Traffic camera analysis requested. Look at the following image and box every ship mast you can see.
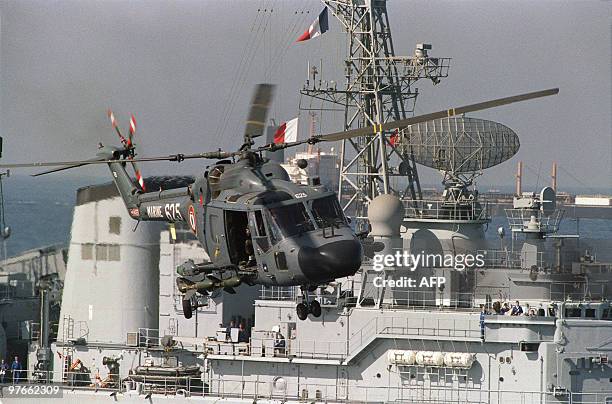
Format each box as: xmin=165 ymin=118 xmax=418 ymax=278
xmin=300 ymin=0 xmax=450 ymax=230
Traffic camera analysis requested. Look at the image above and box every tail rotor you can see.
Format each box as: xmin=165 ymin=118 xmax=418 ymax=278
xmin=107 ymin=110 xmax=146 ymax=192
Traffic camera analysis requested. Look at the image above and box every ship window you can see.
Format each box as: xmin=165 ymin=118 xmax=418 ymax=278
xmin=520 ymin=342 xmax=540 ymax=352
xmin=81 ymin=243 xmax=93 ymax=260
xmin=96 ymin=244 xmax=108 ymax=261
xmin=95 ymin=244 xmax=121 ymax=261
xmin=585 ymin=308 xmax=596 ymax=318
xmin=311 ymin=196 xmax=346 ymax=228
xmin=565 ymin=307 xmax=582 ymax=318
xmin=108 ymin=245 xmax=121 ymax=261
xmin=268 ymin=203 xmax=314 ymax=239
xmin=109 ymin=216 xmax=121 ymax=235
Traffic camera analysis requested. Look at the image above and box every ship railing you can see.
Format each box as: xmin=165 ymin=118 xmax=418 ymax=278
xmin=259 ymin=286 xmax=298 ymax=301
xmin=402 ymin=198 xmax=490 ymax=222
xmin=348 ymin=315 xmax=480 ymax=355
xmin=208 ymin=376 xmax=340 ymax=402
xmin=1 ymin=369 xmax=207 ymax=397
xmin=259 ymin=285 xmax=342 ymax=307
xmin=476 ymin=249 xmax=546 ymax=269
xmin=248 ymin=337 xmax=347 ymax=360
xmin=7 ymin=369 xmax=612 ymax=403
xmin=383 ymin=290 xmax=475 ymax=310
xmin=505 ymin=208 xmax=564 ymax=233
xmin=549 ymin=281 xmax=607 ymax=302
xmin=0 ymin=285 xmax=14 ymax=300
xmin=205 ymin=375 xmax=612 ymax=403
xmin=2 ymin=369 xmax=122 ymax=390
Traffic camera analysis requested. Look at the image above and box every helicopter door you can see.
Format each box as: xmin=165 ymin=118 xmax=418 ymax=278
xmin=224 ymin=210 xmax=250 ymax=265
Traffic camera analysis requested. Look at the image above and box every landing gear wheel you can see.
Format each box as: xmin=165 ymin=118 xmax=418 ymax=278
xmin=182 ymin=298 xmax=193 ymax=319
xmin=296 ymin=303 xmax=309 ymax=321
xmin=309 ymin=300 xmax=322 ymax=318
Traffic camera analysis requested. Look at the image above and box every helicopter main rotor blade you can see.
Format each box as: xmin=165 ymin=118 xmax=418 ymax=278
xmin=32 ymin=159 xmax=106 ymax=177
xmin=0 ymin=150 xmax=235 ymax=170
xmin=2 ymin=87 xmax=558 ymax=173
xmin=243 ymin=83 xmax=275 ymax=144
xmin=315 ymin=88 xmax=559 ymax=142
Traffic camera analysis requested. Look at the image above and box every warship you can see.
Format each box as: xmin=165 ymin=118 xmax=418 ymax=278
xmin=2 ymin=1 xmax=612 ymax=403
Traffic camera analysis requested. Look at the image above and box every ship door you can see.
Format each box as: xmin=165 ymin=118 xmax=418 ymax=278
xmin=337 ymin=368 xmax=348 ymax=400
xmin=224 ymin=210 xmax=250 ymax=265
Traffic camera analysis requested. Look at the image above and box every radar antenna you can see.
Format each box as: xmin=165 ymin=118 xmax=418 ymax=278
xmin=403 ymin=116 xmax=520 ymax=205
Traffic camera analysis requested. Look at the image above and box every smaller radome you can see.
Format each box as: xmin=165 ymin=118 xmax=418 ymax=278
xmin=368 ymin=194 xmax=404 ymax=237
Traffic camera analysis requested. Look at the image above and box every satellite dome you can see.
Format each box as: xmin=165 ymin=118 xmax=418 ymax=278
xmin=368 ymin=194 xmax=403 ymax=237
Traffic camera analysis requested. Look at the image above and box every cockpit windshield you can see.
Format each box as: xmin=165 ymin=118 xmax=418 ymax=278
xmin=268 ymin=202 xmax=315 ymax=239
xmin=311 ymin=195 xmax=346 ymax=227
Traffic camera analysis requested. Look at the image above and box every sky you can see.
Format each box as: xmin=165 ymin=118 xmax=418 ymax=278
xmin=0 ymin=0 xmax=610 ymax=193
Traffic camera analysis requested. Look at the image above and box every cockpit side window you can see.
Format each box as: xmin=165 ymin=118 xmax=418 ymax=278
xmin=268 ymin=202 xmax=315 ymax=240
xmin=251 ymin=210 xmax=271 ymax=253
xmin=311 ymin=195 xmax=346 ymax=227
xmin=254 ymin=211 xmax=267 ymax=236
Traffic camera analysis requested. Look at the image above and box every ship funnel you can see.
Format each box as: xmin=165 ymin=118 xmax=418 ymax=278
xmin=58 ymin=183 xmax=164 ymax=345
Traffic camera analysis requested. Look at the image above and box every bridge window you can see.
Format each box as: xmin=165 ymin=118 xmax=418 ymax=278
xmin=585 ymin=308 xmax=596 ymax=318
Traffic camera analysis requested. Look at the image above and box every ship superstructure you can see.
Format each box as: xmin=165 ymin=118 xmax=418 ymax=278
xmin=12 ymin=179 xmax=612 ymax=404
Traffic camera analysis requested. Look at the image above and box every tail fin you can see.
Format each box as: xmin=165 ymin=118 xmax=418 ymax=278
xmin=97 ymin=147 xmax=140 ymax=210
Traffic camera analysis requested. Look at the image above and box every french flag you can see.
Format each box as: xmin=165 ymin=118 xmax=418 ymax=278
xmin=389 ymin=129 xmax=400 ymax=146
xmin=296 ymin=7 xmax=329 ymax=42
xmin=273 ymin=117 xmax=299 ymax=144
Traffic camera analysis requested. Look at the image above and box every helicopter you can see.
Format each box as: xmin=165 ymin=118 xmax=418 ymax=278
xmin=0 ymin=84 xmax=558 ymax=320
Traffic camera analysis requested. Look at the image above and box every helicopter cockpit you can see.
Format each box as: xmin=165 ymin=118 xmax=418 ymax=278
xmin=250 ymin=190 xmax=357 ymax=282
xmin=255 ymin=192 xmax=348 ymax=244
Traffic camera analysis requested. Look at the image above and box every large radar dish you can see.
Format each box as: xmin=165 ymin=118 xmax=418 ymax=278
xmin=402 ymin=117 xmax=519 ymax=174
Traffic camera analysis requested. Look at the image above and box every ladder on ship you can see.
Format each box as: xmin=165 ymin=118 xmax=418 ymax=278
xmin=61 ymin=315 xmax=74 ymax=382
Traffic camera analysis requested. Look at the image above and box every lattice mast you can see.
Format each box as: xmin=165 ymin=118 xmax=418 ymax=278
xmin=300 ymin=0 xmax=450 ymax=230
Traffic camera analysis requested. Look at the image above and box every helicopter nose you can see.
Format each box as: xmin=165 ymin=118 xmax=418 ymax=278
xmin=298 ymin=239 xmax=363 ymax=282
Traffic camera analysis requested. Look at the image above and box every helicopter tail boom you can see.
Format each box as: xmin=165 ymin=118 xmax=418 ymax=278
xmin=106 ymin=157 xmax=192 ymax=223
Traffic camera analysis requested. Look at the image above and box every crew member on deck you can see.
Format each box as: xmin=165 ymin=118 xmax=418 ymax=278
xmin=511 ymin=300 xmax=523 ymax=316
